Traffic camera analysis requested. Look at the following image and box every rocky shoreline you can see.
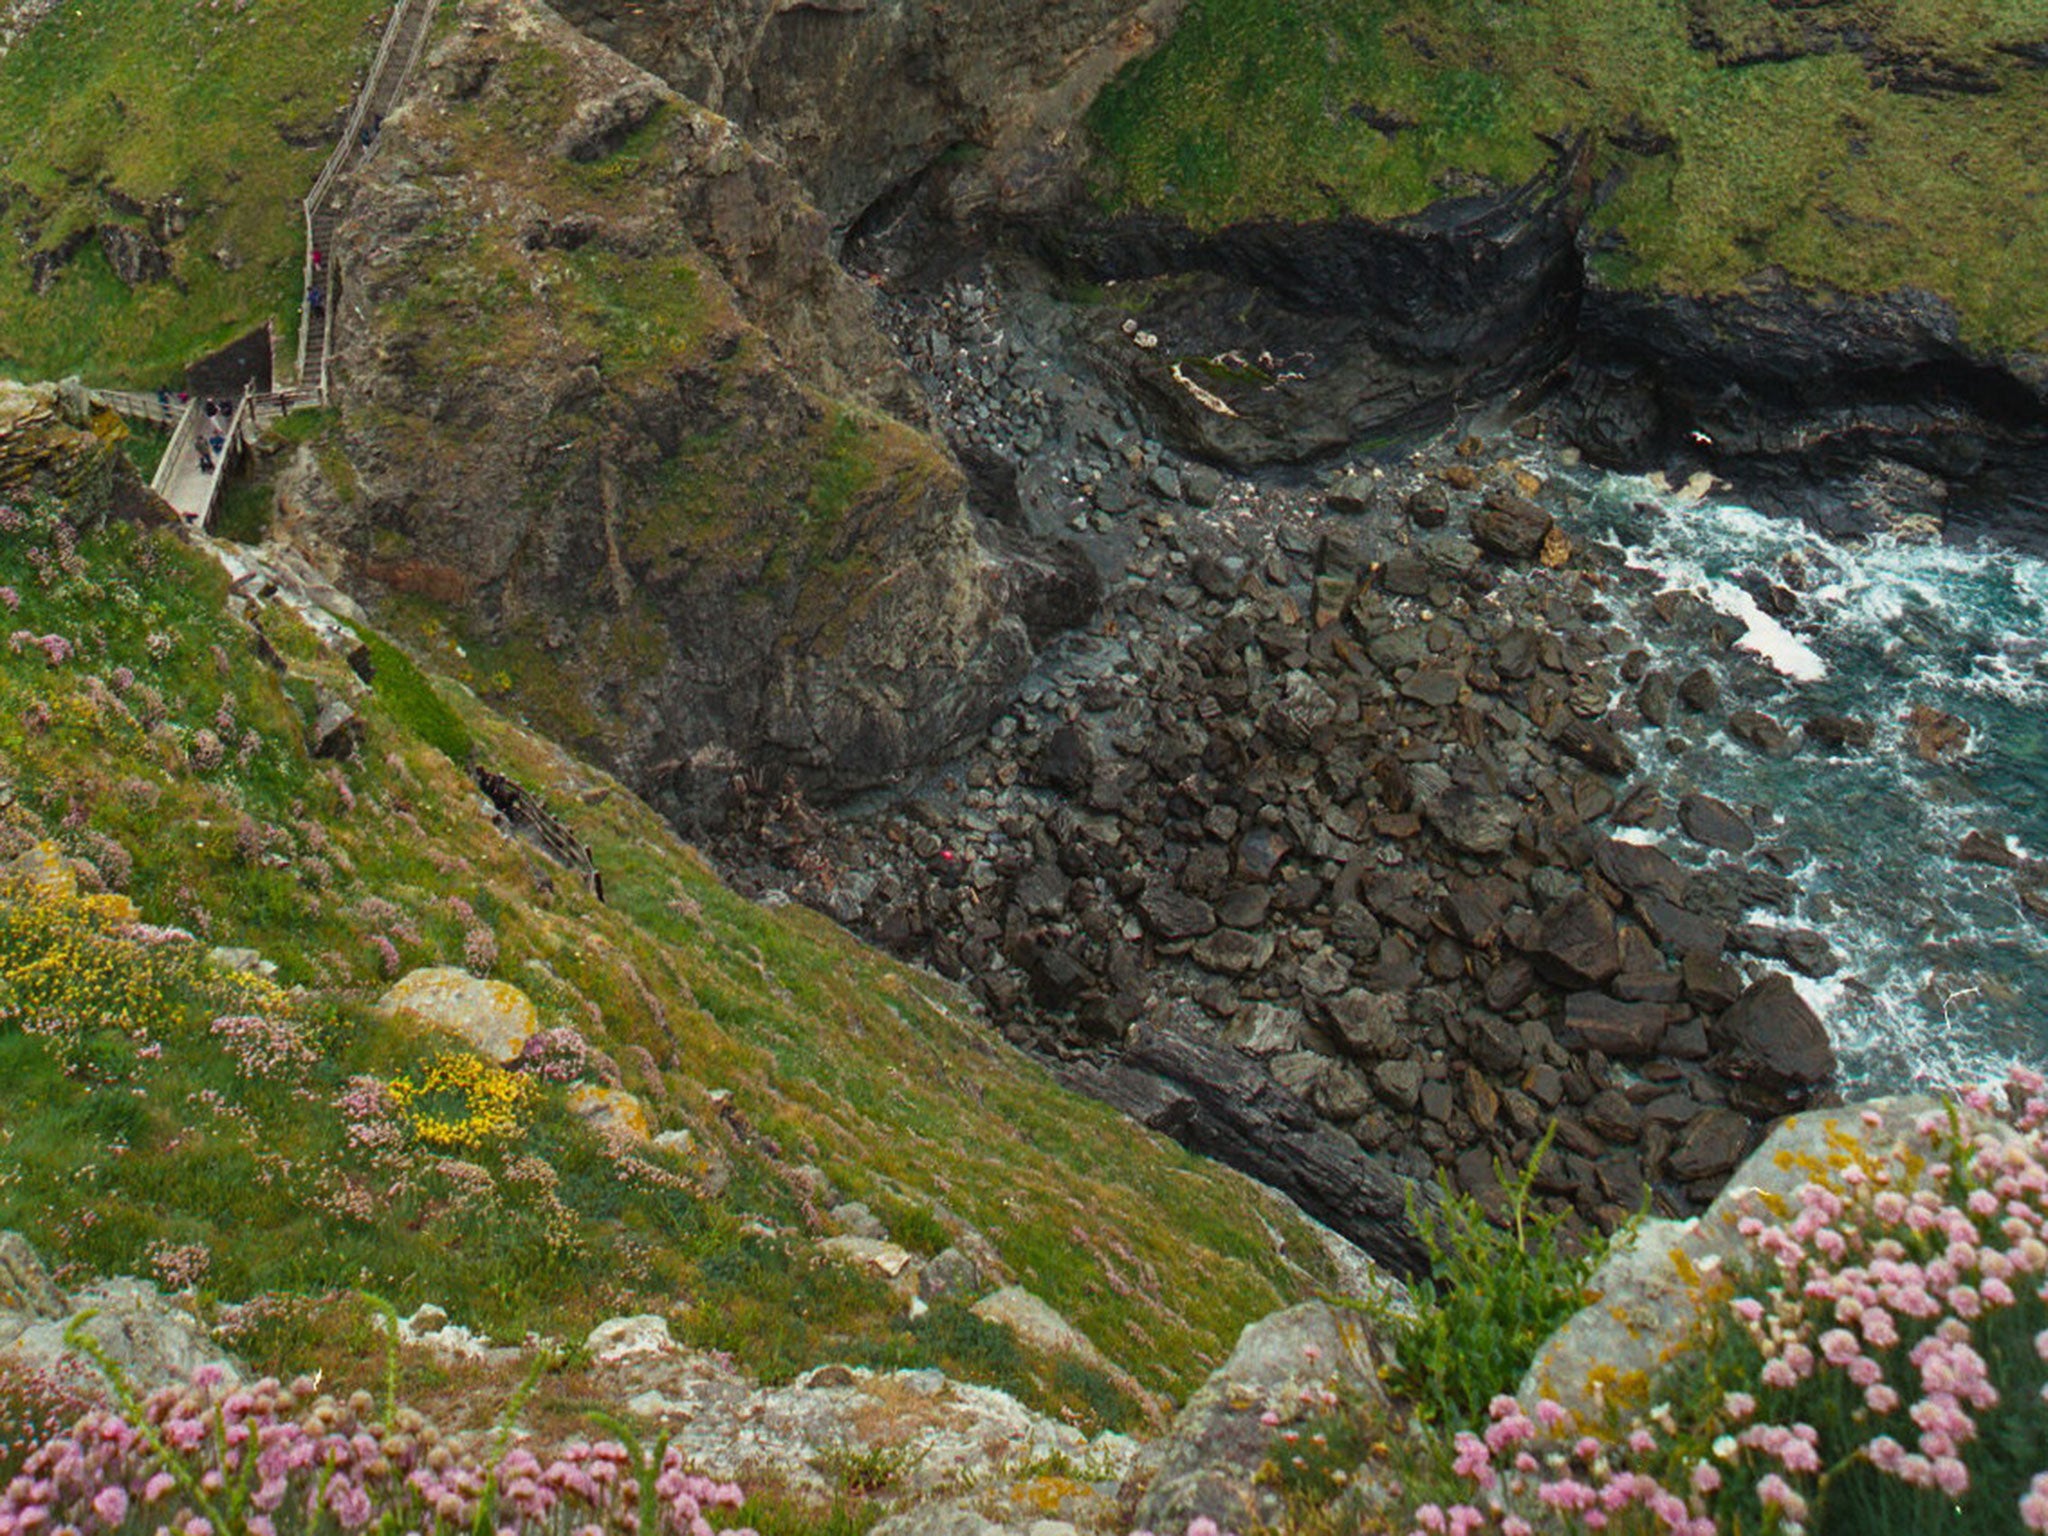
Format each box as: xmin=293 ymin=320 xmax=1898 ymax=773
xmin=695 ymin=252 xmax=1928 ymax=1257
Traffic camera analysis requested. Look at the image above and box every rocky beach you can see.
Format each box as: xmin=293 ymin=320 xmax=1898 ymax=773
xmin=703 ymin=244 xmax=2048 ymax=1258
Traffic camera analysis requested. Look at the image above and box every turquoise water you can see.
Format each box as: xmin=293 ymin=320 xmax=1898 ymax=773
xmin=1566 ymin=477 xmax=2048 ymax=1092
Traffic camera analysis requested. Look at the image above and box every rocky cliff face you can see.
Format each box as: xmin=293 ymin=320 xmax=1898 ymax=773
xmin=1060 ymin=0 xmax=2048 ymax=531
xmin=549 ymin=0 xmax=1185 ymax=231
xmin=328 ymin=0 xmax=1037 ymax=817
xmin=1038 ymin=157 xmax=1586 ymax=464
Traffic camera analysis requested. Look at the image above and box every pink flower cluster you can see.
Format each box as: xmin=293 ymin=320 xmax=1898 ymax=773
xmin=1717 ymin=1081 xmax=2048 ymax=1513
xmin=1412 ymin=1071 xmax=2048 ymax=1535
xmin=0 ymin=1368 xmax=753 ymax=1536
xmin=207 ymin=1014 xmax=318 ymax=1080
xmin=8 ymin=631 xmax=71 ymax=665
xmin=1409 ymin=1396 xmax=1713 ymax=1536
xmin=517 ymin=1028 xmax=616 ymax=1086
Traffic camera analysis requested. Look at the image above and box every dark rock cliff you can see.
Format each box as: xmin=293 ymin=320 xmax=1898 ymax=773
xmin=1032 ymin=155 xmax=1588 ymax=464
xmin=548 ymin=0 xmax=1187 ymax=232
xmin=327 ymin=0 xmax=1041 ymax=819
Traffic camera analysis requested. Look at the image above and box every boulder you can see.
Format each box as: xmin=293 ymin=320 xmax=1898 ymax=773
xmin=1666 ymin=1108 xmax=1751 ymax=1182
xmin=1470 ymin=494 xmax=1553 ymax=561
xmin=1804 ymin=713 xmax=1875 ymax=751
xmin=1551 ymin=717 xmax=1638 ymax=776
xmin=1530 ymin=891 xmax=1622 ymax=989
xmin=1400 ymin=665 xmax=1464 ymax=708
xmin=1904 ymin=704 xmax=1971 ymax=763
xmin=1192 ymin=928 xmax=1275 ymax=976
xmin=376 ymin=968 xmax=540 ymax=1062
xmin=1727 ymin=709 xmax=1793 ymax=758
xmin=1708 ymin=974 xmax=1834 ymax=1095
xmin=1678 ymin=794 xmax=1754 ymax=853
xmin=1138 ymin=885 xmax=1217 ymax=941
xmin=970 ymin=1288 xmax=1115 ymax=1378
xmin=821 ymin=1236 xmax=918 ymax=1280
xmin=585 ymin=1314 xmax=682 ymax=1364
xmin=1326 ymin=990 xmax=1405 ymax=1059
xmin=1465 ymin=1009 xmax=1525 ymax=1075
xmin=1373 ymin=1058 xmax=1424 ymax=1110
xmin=1593 ymin=839 xmax=1690 ymax=905
xmin=4 ymin=1275 xmax=241 ymax=1396
xmin=1407 ymin=484 xmax=1450 ymax=528
xmin=1126 ymin=1302 xmax=1387 ymax=1534
xmin=1957 ymin=829 xmax=2019 ymax=867
xmin=917 ymin=1248 xmax=982 ymax=1304
xmin=1558 ymin=993 xmax=1668 ymax=1058
xmin=1423 ymin=786 xmax=1521 ymax=856
xmin=1676 ymin=667 xmax=1721 ymax=712
xmin=567 ymin=1084 xmax=653 ymax=1141
xmin=1324 ymin=471 xmax=1381 ymax=515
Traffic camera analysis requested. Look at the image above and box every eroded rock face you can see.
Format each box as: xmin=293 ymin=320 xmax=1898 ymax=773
xmin=331 ymin=0 xmax=1036 ymax=813
xmin=1125 ymin=1301 xmax=1387 ymax=1533
xmin=1045 ymin=164 xmax=1586 ymax=465
xmin=550 ymin=0 xmax=1188 ymax=230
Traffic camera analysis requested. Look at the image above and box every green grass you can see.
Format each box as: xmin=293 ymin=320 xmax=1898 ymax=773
xmin=116 ymin=423 xmax=169 ymax=484
xmin=1089 ymin=0 xmax=2048 ymax=351
xmin=0 ymin=0 xmax=389 ymax=382
xmin=209 ymin=474 xmax=273 ymax=545
xmin=0 ymin=451 xmax=1342 ymax=1424
xmin=349 ymin=626 xmax=475 ymax=763
xmin=1387 ymin=1125 xmax=1612 ymax=1431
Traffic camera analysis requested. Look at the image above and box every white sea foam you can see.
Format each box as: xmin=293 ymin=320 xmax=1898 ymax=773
xmin=1565 ymin=472 xmax=2048 ymax=1091
xmin=1702 ymin=580 xmax=1828 ymax=682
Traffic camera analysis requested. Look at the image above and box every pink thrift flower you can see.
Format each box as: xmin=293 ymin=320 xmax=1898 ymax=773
xmin=2020 ymin=1472 xmax=2048 ymax=1532
xmin=1755 ymin=1474 xmax=1808 ymax=1522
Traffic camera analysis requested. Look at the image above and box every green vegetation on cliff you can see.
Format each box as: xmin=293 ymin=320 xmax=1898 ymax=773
xmin=1090 ymin=0 xmax=2048 ymax=351
xmin=0 ymin=413 xmax=1339 ymax=1429
xmin=0 ymin=0 xmax=391 ymax=381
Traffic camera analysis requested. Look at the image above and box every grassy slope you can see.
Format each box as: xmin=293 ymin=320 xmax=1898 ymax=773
xmin=1088 ymin=0 xmax=2048 ymax=352
xmin=0 ymin=0 xmax=389 ymax=382
xmin=0 ymin=445 xmax=1337 ymax=1427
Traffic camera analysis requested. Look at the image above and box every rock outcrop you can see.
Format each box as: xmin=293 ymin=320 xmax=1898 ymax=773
xmin=331 ymin=0 xmax=1044 ymax=814
xmin=1038 ymin=159 xmax=1586 ymax=465
xmin=1518 ymin=1093 xmax=2001 ymax=1428
xmin=0 ymin=1233 xmax=243 ymax=1397
xmin=550 ymin=0 xmax=1188 ymax=231
xmin=1124 ymin=1300 xmax=1386 ymax=1533
xmin=0 ymin=379 xmax=167 ymax=524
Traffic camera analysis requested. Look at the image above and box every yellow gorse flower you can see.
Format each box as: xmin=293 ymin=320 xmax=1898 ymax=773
xmin=387 ymin=1053 xmax=534 ymax=1150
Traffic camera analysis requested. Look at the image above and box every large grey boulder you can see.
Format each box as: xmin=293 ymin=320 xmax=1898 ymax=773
xmin=1126 ymin=1301 xmax=1387 ymax=1533
xmin=3 ymin=1274 xmax=242 ymax=1397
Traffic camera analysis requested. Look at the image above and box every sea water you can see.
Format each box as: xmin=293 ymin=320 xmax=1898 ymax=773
xmin=1561 ymin=476 xmax=2048 ymax=1092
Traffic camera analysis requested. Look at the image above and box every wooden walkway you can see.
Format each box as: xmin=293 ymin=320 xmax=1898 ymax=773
xmin=95 ymin=0 xmax=441 ymax=529
xmin=296 ymin=0 xmax=441 ymax=399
